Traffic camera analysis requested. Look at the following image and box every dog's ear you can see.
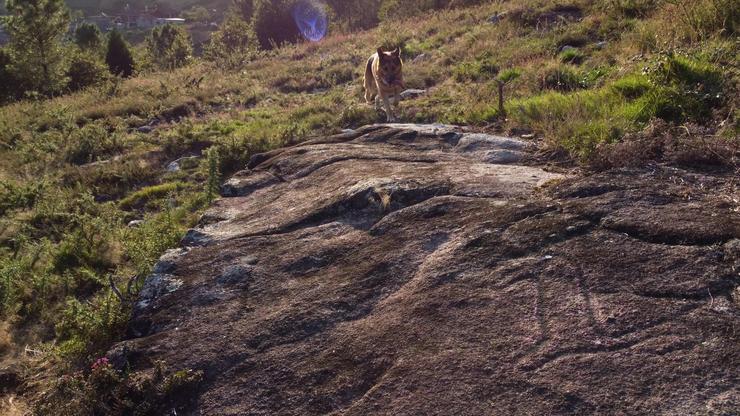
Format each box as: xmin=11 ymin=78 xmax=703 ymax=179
xmin=377 ymin=47 xmax=385 ymax=57
xmin=391 ymin=48 xmax=400 ymax=57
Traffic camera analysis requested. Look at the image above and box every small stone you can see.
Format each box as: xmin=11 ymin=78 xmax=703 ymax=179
xmin=412 ymin=53 xmax=430 ymax=63
xmin=595 ymin=41 xmax=607 ymax=49
xmin=560 ymin=45 xmax=577 ymax=52
xmin=400 ymin=89 xmax=427 ymax=100
xmin=135 ymin=273 xmax=183 ymax=312
xmin=488 ymin=12 xmax=506 ymax=24
xmin=167 ymin=156 xmax=201 ymax=172
xmin=483 ymin=149 xmax=525 ymax=164
xmin=520 ymin=133 xmax=535 ymax=139
xmin=127 ymin=219 xmax=144 ymax=227
xmin=137 ymin=125 xmax=154 ymax=134
xmin=166 ymin=161 xmax=181 ymax=172
xmin=181 ymin=229 xmax=212 ymax=247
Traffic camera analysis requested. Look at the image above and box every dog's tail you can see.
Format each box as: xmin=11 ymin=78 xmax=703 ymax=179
xmin=364 ymin=55 xmax=374 ymax=82
xmin=363 ymin=55 xmax=376 ymax=103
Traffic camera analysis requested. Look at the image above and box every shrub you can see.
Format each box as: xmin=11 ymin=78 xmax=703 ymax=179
xmin=452 ymin=56 xmax=499 ymax=82
xmin=51 ymin=214 xmax=117 ymax=274
xmin=205 ymin=147 xmax=221 ymax=203
xmin=146 ymin=24 xmax=193 ymax=70
xmin=0 ymin=47 xmax=23 ymax=103
xmin=539 ymin=64 xmax=582 ymax=91
xmin=123 ymin=208 xmax=187 ymax=277
xmin=664 ymin=0 xmax=739 ymax=40
xmin=252 ymin=0 xmax=301 ymax=49
xmin=119 ymin=182 xmax=186 ymax=210
xmin=66 ymin=51 xmax=109 ymax=92
xmin=641 ymin=53 xmax=725 ymax=122
xmin=205 ymin=9 xmax=258 ymax=69
xmin=3 ymin=0 xmax=70 ymax=95
xmin=74 ymin=22 xmax=102 ymax=51
xmin=105 ymin=30 xmax=135 ymax=77
xmin=610 ymin=74 xmax=652 ymax=99
xmin=64 ymin=122 xmax=122 ymax=165
xmin=54 ymin=292 xmax=125 ymax=358
xmin=35 ymin=358 xmax=203 ymax=415
xmin=559 ymin=48 xmax=585 ymax=64
xmin=0 ymin=180 xmax=45 ymax=216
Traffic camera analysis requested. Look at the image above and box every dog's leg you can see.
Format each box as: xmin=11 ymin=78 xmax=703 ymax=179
xmin=381 ymin=93 xmax=395 ymax=122
xmin=364 ymin=78 xmax=376 ymax=105
xmin=392 ymin=93 xmax=401 ymax=107
xmin=365 ymin=89 xmax=376 ymax=105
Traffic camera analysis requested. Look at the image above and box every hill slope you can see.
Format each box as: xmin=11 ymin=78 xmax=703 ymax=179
xmin=100 ymin=124 xmax=739 ymax=415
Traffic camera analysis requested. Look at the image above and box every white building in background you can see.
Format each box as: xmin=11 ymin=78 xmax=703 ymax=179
xmin=155 ymin=18 xmax=186 ymax=26
xmin=136 ymin=14 xmax=157 ymax=29
xmin=84 ymin=14 xmax=116 ymax=31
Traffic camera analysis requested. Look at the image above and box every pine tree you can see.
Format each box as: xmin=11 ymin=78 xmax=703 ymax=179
xmin=3 ymin=0 xmax=71 ymax=95
xmin=205 ymin=8 xmax=257 ymax=68
xmin=251 ymin=0 xmax=299 ymax=50
xmin=146 ymin=24 xmax=192 ymax=70
xmin=105 ymin=30 xmax=135 ymax=77
xmin=75 ymin=22 xmax=102 ymax=51
xmin=235 ymin=0 xmax=254 ymax=21
xmin=0 ymin=47 xmax=22 ymax=102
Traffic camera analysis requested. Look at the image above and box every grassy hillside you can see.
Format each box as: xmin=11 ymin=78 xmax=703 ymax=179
xmin=0 ymin=0 xmax=738 ymax=412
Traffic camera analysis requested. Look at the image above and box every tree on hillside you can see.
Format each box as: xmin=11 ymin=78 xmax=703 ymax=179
xmin=235 ymin=0 xmax=254 ymax=21
xmin=75 ymin=22 xmax=103 ymax=50
xmin=0 ymin=47 xmax=23 ymax=102
xmin=105 ymin=30 xmax=135 ymax=77
xmin=252 ymin=0 xmax=299 ymax=50
xmin=146 ymin=23 xmax=192 ymax=70
xmin=326 ymin=0 xmax=380 ymax=30
xmin=66 ymin=49 xmax=108 ymax=91
xmin=205 ymin=8 xmax=257 ymax=68
xmin=3 ymin=0 xmax=71 ymax=95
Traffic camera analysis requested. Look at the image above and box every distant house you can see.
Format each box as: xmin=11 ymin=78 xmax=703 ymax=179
xmin=118 ymin=12 xmax=139 ymax=29
xmin=155 ymin=18 xmax=186 ymax=26
xmin=85 ymin=14 xmax=116 ymax=32
xmin=74 ymin=11 xmax=186 ymax=34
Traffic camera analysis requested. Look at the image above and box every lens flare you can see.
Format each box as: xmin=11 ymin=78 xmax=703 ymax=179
xmin=292 ymin=0 xmax=328 ymax=42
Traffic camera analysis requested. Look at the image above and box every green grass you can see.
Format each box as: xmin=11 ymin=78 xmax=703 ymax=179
xmin=119 ymin=182 xmax=188 ymax=210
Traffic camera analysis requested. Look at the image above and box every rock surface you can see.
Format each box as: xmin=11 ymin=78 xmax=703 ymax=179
xmin=114 ymin=124 xmax=739 ymax=415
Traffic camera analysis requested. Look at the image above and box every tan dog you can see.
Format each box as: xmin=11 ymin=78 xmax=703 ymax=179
xmin=364 ymin=47 xmax=404 ymax=122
